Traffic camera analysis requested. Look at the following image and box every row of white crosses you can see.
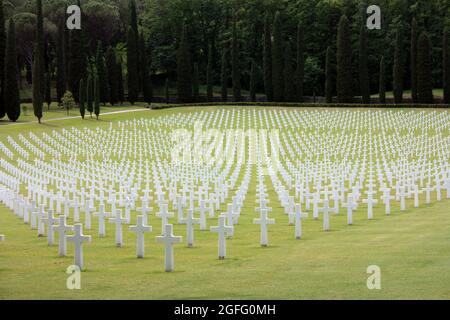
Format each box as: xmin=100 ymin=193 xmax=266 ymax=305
xmin=0 ymin=109 xmax=449 ymax=271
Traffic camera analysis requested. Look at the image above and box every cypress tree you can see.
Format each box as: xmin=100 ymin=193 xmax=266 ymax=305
xmin=444 ymin=28 xmax=450 ymax=105
xmin=96 ymin=42 xmax=109 ymax=105
xmin=117 ymin=57 xmax=124 ymax=104
xmin=272 ymin=12 xmax=284 ymax=102
xmin=79 ymin=78 xmax=86 ymax=119
xmin=129 ymin=0 xmax=141 ymax=93
xmin=359 ymin=25 xmax=370 ymax=104
xmin=296 ymin=22 xmax=304 ymax=102
xmin=68 ymin=32 xmax=86 ymax=102
xmin=393 ymin=28 xmax=404 ymax=104
xmin=206 ymin=44 xmax=213 ymax=102
xmin=231 ymin=17 xmax=241 ymax=102
xmin=193 ymin=62 xmax=199 ymax=102
xmin=325 ymin=46 xmax=333 ymax=104
xmin=36 ymin=0 xmax=45 ymax=96
xmin=337 ymin=15 xmax=353 ymax=103
xmin=176 ymin=24 xmax=192 ymax=103
xmin=86 ymin=74 xmax=93 ymax=117
xmin=379 ymin=56 xmax=386 ymax=104
xmin=221 ymin=49 xmax=228 ymax=102
xmin=416 ymin=32 xmax=433 ymax=104
xmin=94 ymin=75 xmax=100 ymax=119
xmin=411 ymin=18 xmax=418 ymax=103
xmin=140 ymin=34 xmax=152 ymax=105
xmin=127 ymin=26 xmax=139 ymax=104
xmin=249 ymin=60 xmax=257 ymax=102
xmin=4 ymin=18 xmax=20 ymax=122
xmin=45 ymin=72 xmax=51 ymax=108
xmin=165 ymin=78 xmax=170 ymax=104
xmin=56 ymin=19 xmax=66 ymax=105
xmin=284 ymin=42 xmax=295 ymax=102
xmin=106 ymin=48 xmax=118 ymax=105
xmin=263 ymin=13 xmax=273 ymax=102
xmin=32 ymin=44 xmax=43 ymax=123
xmin=0 ymin=0 xmax=6 ymax=119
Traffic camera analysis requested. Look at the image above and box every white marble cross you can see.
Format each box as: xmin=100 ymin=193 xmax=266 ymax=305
xmin=0 ymin=234 xmax=4 ymax=241
xmin=180 ymin=209 xmax=200 ymax=247
xmin=319 ymin=199 xmax=334 ymax=231
xmin=156 ymin=204 xmax=174 ymax=235
xmin=291 ymin=204 xmax=307 ymax=239
xmin=380 ymin=188 xmax=394 ymax=215
xmin=42 ymin=209 xmax=58 ymax=246
xmin=93 ymin=204 xmax=108 ymax=237
xmin=37 ymin=205 xmax=47 ymax=237
xmin=67 ymin=224 xmax=91 ymax=270
xmin=54 ymin=215 xmax=74 ymax=256
xmin=342 ymin=194 xmax=357 ymax=225
xmin=253 ymin=209 xmax=275 ymax=247
xmin=195 ymin=200 xmax=208 ymax=231
xmin=109 ymin=209 xmax=127 ymax=247
xmin=129 ymin=215 xmax=152 ymax=258
xmin=156 ymin=224 xmax=182 ymax=272
xmin=210 ymin=216 xmax=233 ymax=259
xmin=363 ymin=191 xmax=378 ymax=220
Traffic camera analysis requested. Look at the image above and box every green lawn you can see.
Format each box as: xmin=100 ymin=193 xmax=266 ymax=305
xmin=0 ymin=106 xmax=449 ymax=300
xmin=371 ymin=89 xmax=444 ymax=98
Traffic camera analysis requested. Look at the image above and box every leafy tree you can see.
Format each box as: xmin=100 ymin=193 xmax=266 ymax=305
xmin=32 ymin=44 xmax=43 ymax=123
xmin=79 ymin=78 xmax=86 ymax=119
xmin=62 ymin=91 xmax=75 ymax=116
xmin=393 ymin=28 xmax=404 ymax=104
xmin=410 ymin=18 xmax=418 ymax=103
xmin=337 ymin=15 xmax=353 ymax=103
xmin=417 ymin=32 xmax=433 ymax=103
xmin=272 ymin=12 xmax=284 ymax=102
xmin=379 ymin=56 xmax=386 ymax=104
xmin=206 ymin=44 xmax=213 ymax=102
xmin=231 ymin=17 xmax=241 ymax=102
xmin=221 ymin=49 xmax=228 ymax=102
xmin=444 ymin=28 xmax=450 ymax=105
xmin=284 ymin=42 xmax=295 ymax=102
xmin=325 ymin=46 xmax=333 ymax=104
xmin=0 ymin=0 xmax=6 ymax=119
xmin=4 ymin=18 xmax=20 ymax=122
xmin=96 ymin=41 xmax=110 ymax=105
xmin=359 ymin=25 xmax=370 ymax=104
xmin=263 ymin=13 xmax=273 ymax=102
xmin=127 ymin=26 xmax=139 ymax=104
xmin=296 ymin=22 xmax=304 ymax=102
xmin=176 ymin=23 xmax=192 ymax=103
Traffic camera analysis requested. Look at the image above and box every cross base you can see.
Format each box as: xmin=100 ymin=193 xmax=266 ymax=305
xmin=38 ymin=234 xmax=45 ymax=238
xmin=0 ymin=235 xmax=5 ymax=241
xmin=261 ymin=244 xmax=267 ymax=247
xmin=219 ymin=256 xmax=225 ymax=260
xmin=187 ymin=244 xmax=193 ymax=248
xmin=296 ymin=236 xmax=301 ymax=240
xmin=116 ymin=243 xmax=122 ymax=248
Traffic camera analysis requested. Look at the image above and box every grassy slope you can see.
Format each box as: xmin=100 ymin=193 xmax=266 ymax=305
xmin=0 ymin=107 xmax=449 ymax=300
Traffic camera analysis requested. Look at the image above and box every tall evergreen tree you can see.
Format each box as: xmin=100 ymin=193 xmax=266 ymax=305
xmin=0 ymin=0 xmax=6 ymax=119
xmin=117 ymin=57 xmax=124 ymax=104
xmin=79 ymin=78 xmax=86 ymax=119
xmin=45 ymin=72 xmax=51 ymax=108
xmin=444 ymin=28 xmax=450 ymax=105
xmin=176 ymin=24 xmax=192 ymax=103
xmin=140 ymin=34 xmax=152 ymax=105
xmin=106 ymin=48 xmax=119 ymax=105
xmin=206 ymin=44 xmax=213 ymax=102
xmin=325 ymin=46 xmax=333 ymax=104
xmin=56 ymin=19 xmax=66 ymax=105
xmin=68 ymin=13 xmax=86 ymax=102
xmin=411 ymin=18 xmax=418 ymax=103
xmin=359 ymin=25 xmax=370 ymax=104
xmin=393 ymin=28 xmax=404 ymax=104
xmin=221 ymin=49 xmax=228 ymax=102
xmin=32 ymin=44 xmax=43 ymax=123
xmin=165 ymin=78 xmax=170 ymax=104
xmin=272 ymin=12 xmax=284 ymax=102
xmin=284 ymin=42 xmax=295 ymax=102
xmin=416 ymin=32 xmax=433 ymax=103
xmin=249 ymin=60 xmax=257 ymax=102
xmin=127 ymin=26 xmax=139 ymax=104
xmin=94 ymin=75 xmax=100 ymax=119
xmin=231 ymin=17 xmax=241 ymax=102
xmin=193 ymin=62 xmax=200 ymax=102
xmin=35 ymin=0 xmax=45 ymax=96
xmin=86 ymin=74 xmax=93 ymax=117
xmin=296 ymin=22 xmax=304 ymax=102
xmin=379 ymin=56 xmax=386 ymax=104
xmin=96 ymin=41 xmax=109 ymax=105
xmin=337 ymin=15 xmax=353 ymax=103
xmin=4 ymin=18 xmax=20 ymax=122
xmin=129 ymin=0 xmax=141 ymax=93
xmin=263 ymin=13 xmax=273 ymax=102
